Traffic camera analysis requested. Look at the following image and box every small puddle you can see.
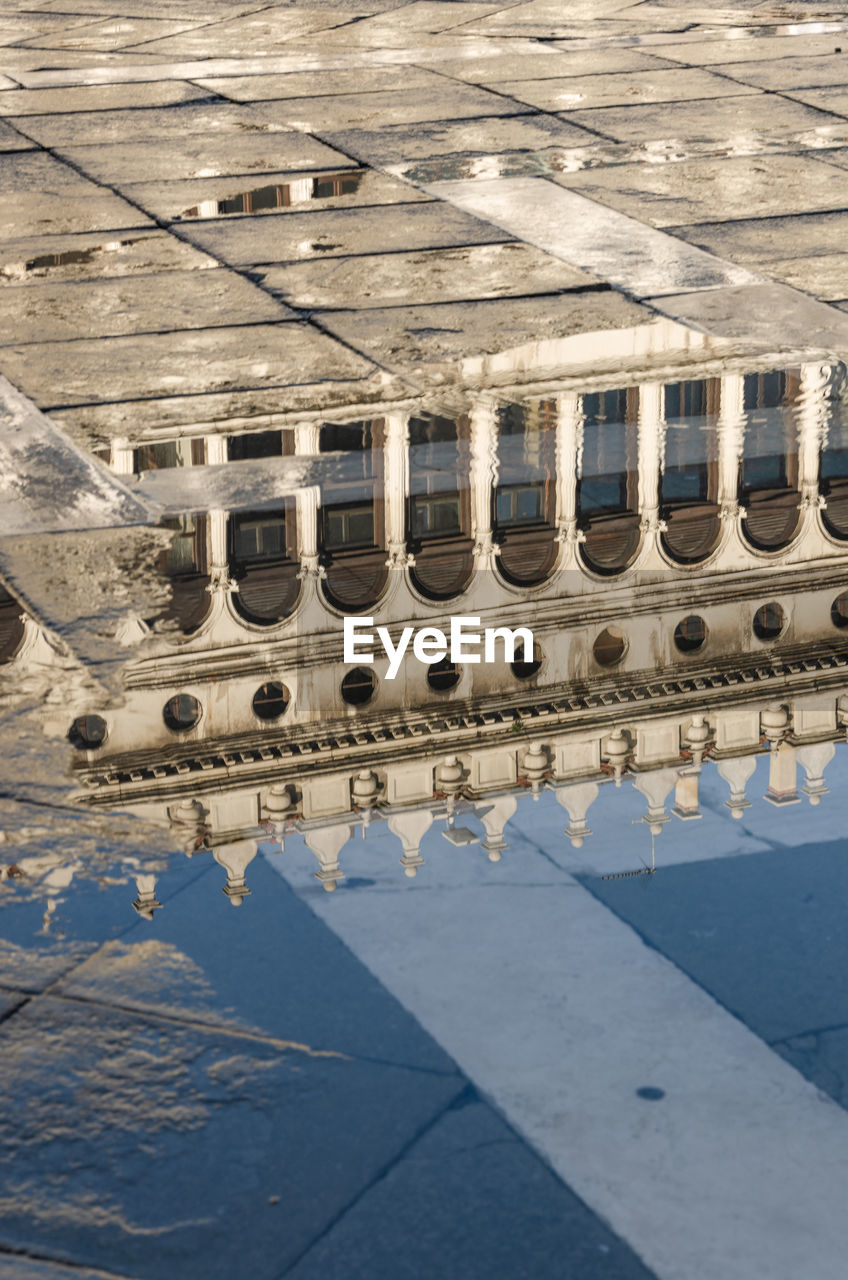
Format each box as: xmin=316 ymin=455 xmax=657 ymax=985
xmin=176 ymin=171 xmax=365 ymax=220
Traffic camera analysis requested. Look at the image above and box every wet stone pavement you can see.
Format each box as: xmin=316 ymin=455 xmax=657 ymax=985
xmin=4 ymin=2 xmax=848 ymax=1279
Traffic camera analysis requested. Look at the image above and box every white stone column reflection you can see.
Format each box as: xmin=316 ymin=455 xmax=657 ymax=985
xmin=469 ymin=394 xmax=500 ymax=569
xmin=717 ymin=754 xmax=757 ymax=818
xmin=797 ymin=363 xmax=830 ymax=512
xmin=797 ymin=741 xmax=835 ymax=804
xmin=554 ymin=781 xmax=599 ymax=848
xmin=478 ymin=794 xmax=518 ymax=861
xmin=717 ymin=374 xmax=745 ymax=522
xmin=384 ymin=411 xmax=414 ymax=569
xmin=388 ymin=808 xmax=434 ymax=876
xmin=293 ymin=421 xmax=324 ymax=579
xmin=637 ymin=383 xmax=667 ymax=552
xmin=554 ymin=392 xmax=585 ymax=558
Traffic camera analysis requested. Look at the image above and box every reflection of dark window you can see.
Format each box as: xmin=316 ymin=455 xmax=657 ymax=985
xmin=163 ymin=516 xmax=205 ymax=574
xmin=743 ymin=453 xmax=787 ymax=490
xmin=228 ymin=431 xmax=282 ymax=461
xmin=411 ymin=494 xmax=462 ymax=537
xmin=496 ymin=484 xmax=545 ymax=524
xmin=324 ymin=502 xmax=375 ymax=550
xmin=314 ymin=175 xmax=360 ymax=198
xmin=664 ymin=379 xmax=716 ymax=421
xmin=662 ymin=463 xmax=708 ymax=503
xmin=320 ymin=422 xmax=374 ymax=482
xmin=580 ymin=474 xmax=628 ymax=514
xmin=743 ymin=371 xmax=788 ymax=412
xmin=821 ymin=446 xmax=848 ymax=481
xmin=232 ymin=513 xmax=286 ymax=561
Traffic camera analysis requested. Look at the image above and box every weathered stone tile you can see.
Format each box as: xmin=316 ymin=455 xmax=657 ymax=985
xmin=195 ymin=64 xmax=451 ymax=101
xmin=0 ymin=79 xmax=212 ymax=116
xmin=647 ymin=32 xmax=848 ymax=66
xmin=255 ymin=240 xmax=602 ymax=308
xmin=754 ymin=253 xmax=848 ymax=302
xmin=651 ymin=282 xmax=848 ymax=351
xmin=500 ymin=67 xmax=758 ymax=112
xmin=0 ymin=995 xmax=463 ymax=1280
xmin=670 ymin=210 xmax=848 ymax=264
xmin=0 ymin=269 xmax=293 ymax=344
xmin=785 ymin=88 xmax=848 ymax=119
xmin=318 ymin=291 xmax=653 ymax=376
xmin=554 ymin=153 xmax=848 ymax=227
xmin=321 ymin=113 xmax=599 ymax=165
xmin=179 ymin=200 xmax=511 ymax=265
xmin=234 ymin=82 xmax=524 ymax=132
xmin=16 ymin=16 xmax=208 ymax=52
xmin=710 ymin=51 xmax=848 ymax=91
xmin=0 ymin=118 xmax=32 ymax=150
xmin=419 ymin=46 xmax=672 ymax=83
xmin=124 ymin=9 xmax=371 ymax=57
xmin=0 ymin=228 xmax=217 ymax=284
xmin=566 ymin=92 xmax=845 ymax=143
xmin=57 ymin=132 xmax=356 ymax=184
xmin=0 ymin=322 xmax=381 ymax=412
xmin=0 ymin=192 xmax=154 ymax=240
xmin=9 ymin=99 xmax=293 ymax=147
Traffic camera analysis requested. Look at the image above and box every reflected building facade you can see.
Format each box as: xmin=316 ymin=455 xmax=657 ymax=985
xmin=4 ymin=319 xmax=848 ymax=905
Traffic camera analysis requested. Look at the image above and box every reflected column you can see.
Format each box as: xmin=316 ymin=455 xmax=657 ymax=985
xmin=293 ymin=421 xmax=324 ymax=581
xmin=637 ymin=382 xmax=667 ymax=561
xmin=469 ymin=394 xmax=500 ymax=571
xmin=383 ymin=411 xmax=414 ymax=570
xmin=554 ymin=391 xmax=585 ymax=567
xmin=797 ymin=362 xmax=830 ymax=515
xmin=717 ymin=374 xmax=745 ymax=532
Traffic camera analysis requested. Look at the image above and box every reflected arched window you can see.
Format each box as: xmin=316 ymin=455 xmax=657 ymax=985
xmin=408 ymin=415 xmax=474 ymax=599
xmin=319 ymin=420 xmax=388 ymax=612
xmin=494 ymin=400 xmax=557 ymax=586
xmin=741 ymin=369 xmax=802 ymax=550
xmin=155 ymin=515 xmax=212 ymax=634
xmin=661 ymin=378 xmax=721 ymax=563
xmin=578 ymin=388 xmax=641 ymax=573
xmin=820 ymin=366 xmax=848 ymax=538
xmin=0 ymin=587 xmax=24 ymax=664
xmin=230 ymin=502 xmax=300 ymax=624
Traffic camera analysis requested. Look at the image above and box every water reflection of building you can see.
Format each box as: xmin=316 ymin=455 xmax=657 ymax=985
xmin=4 ymin=325 xmax=848 ymax=904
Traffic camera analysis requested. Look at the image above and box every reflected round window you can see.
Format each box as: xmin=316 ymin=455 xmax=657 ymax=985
xmin=832 ymin=592 xmax=848 ymax=629
xmin=252 ymin=681 xmax=290 ymax=721
xmin=510 ymin=642 xmax=542 ymax=680
xmin=163 ymin=693 xmax=202 ymax=732
xmin=427 ymin=657 xmax=460 ymax=692
xmin=68 ymin=714 xmax=107 ymax=750
xmin=593 ymin=625 xmax=626 ymax=667
xmin=673 ymin=615 xmax=707 ymax=653
xmin=753 ymin=602 xmax=785 ymax=641
xmin=341 ymin=667 xmax=375 ymax=706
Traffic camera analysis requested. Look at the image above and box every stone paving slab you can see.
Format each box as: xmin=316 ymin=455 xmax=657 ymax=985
xmin=15 ymin=17 xmax=209 ymax=53
xmin=0 ymin=121 xmax=33 ymax=151
xmin=178 ymin=200 xmax=512 ymax=265
xmin=553 ymin=153 xmax=848 ymax=228
xmin=285 ymin=1095 xmax=657 ymax=1280
xmin=0 ymin=229 xmax=217 ymax=284
xmin=195 ymin=63 xmax=458 ymax=100
xmin=321 ymin=112 xmax=599 ymax=165
xmin=566 ymin=92 xmax=848 ymax=144
xmin=710 ymin=51 xmax=848 ymax=91
xmin=0 ymin=80 xmax=212 ymax=116
xmin=646 ymin=31 xmax=848 ymax=65
xmin=419 ymin=45 xmax=673 ymax=81
xmin=318 ymin=290 xmax=652 ymax=375
xmin=239 ymin=82 xmax=526 ymax=133
xmin=670 ymin=209 xmax=848 ymax=266
xmin=10 ymin=100 xmax=298 ymax=147
xmin=57 ymin=132 xmax=357 ymax=185
xmin=651 ymin=282 xmax=848 ymax=355
xmin=0 ymin=323 xmax=383 ymax=413
xmin=127 ymin=10 xmax=392 ymax=59
xmin=255 ymin=240 xmax=602 ymax=308
xmin=0 ymin=269 xmax=294 ymax=345
xmin=0 ymin=994 xmax=464 ymax=1280
xmin=500 ymin=66 xmax=758 ymax=112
